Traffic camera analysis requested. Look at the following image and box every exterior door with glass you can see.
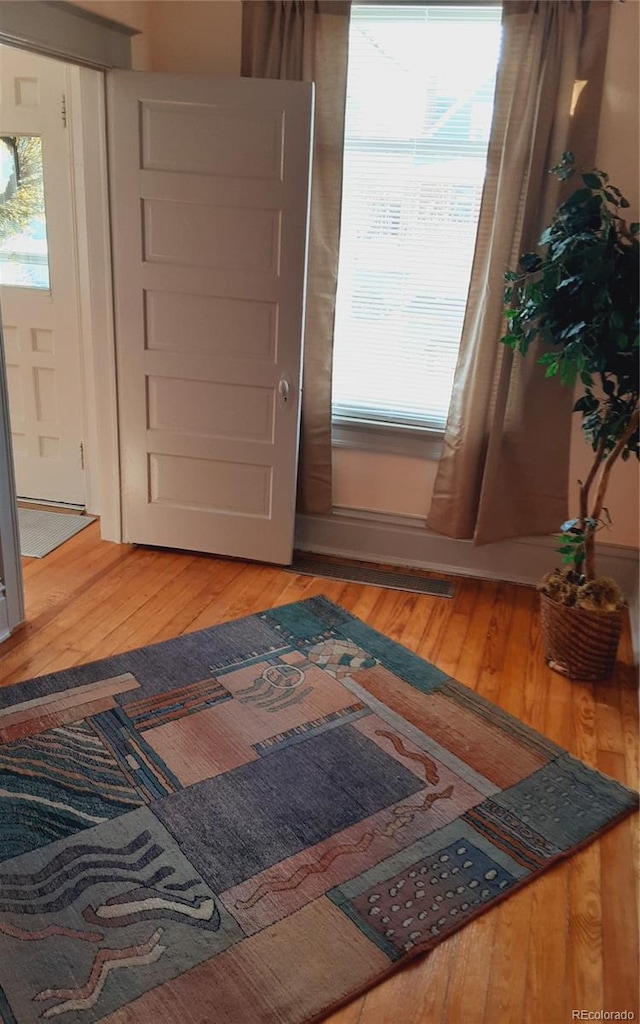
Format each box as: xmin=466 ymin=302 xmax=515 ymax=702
xmin=0 ymin=45 xmax=85 ymax=505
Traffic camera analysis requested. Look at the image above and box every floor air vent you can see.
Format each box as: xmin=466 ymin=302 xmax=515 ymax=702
xmin=288 ymin=554 xmax=454 ymax=598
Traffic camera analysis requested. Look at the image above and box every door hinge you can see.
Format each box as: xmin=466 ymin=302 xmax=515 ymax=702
xmin=79 ymin=442 xmax=85 ymax=469
xmin=61 ymin=94 xmax=67 ymax=128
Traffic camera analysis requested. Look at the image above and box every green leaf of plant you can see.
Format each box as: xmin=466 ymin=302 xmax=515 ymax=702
xmin=574 ymin=394 xmax=598 ymax=413
xmin=520 ymin=252 xmax=542 ymax=272
xmin=551 ymin=152 xmax=575 ymax=181
xmin=610 ymin=310 xmax=624 ymax=329
xmin=582 ymin=172 xmax=601 ymax=189
xmin=505 ymin=155 xmax=639 ymax=498
xmin=560 ymin=359 xmax=578 ymax=387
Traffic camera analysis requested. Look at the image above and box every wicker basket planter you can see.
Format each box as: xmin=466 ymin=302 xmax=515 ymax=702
xmin=539 ymin=592 xmax=624 ymax=681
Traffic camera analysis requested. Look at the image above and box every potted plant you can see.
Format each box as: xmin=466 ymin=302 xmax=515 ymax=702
xmin=502 ymin=153 xmax=639 ymax=681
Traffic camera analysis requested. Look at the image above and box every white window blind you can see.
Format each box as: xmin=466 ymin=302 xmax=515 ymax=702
xmin=332 ymin=4 xmax=502 ymax=433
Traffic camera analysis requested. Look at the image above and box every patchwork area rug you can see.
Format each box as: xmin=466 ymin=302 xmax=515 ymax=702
xmin=0 ymin=596 xmax=637 ymax=1024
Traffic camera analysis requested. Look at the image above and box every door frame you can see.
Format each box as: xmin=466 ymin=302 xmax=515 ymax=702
xmin=0 ymin=319 xmax=24 ymax=636
xmin=0 ymin=0 xmax=133 ymax=541
xmin=67 ymin=63 xmax=121 ymax=540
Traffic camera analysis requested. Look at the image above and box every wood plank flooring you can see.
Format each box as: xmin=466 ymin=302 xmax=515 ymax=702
xmin=1 ymin=522 xmax=638 ymax=1024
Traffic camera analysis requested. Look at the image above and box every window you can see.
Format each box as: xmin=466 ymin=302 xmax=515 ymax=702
xmin=332 ymin=4 xmax=502 ymax=441
xmin=0 ymin=135 xmax=50 ymax=290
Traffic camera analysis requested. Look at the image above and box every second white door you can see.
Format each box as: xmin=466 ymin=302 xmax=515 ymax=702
xmin=0 ymin=45 xmax=86 ymax=505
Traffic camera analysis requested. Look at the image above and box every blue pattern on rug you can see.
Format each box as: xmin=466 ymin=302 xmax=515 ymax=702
xmin=0 ymin=721 xmax=144 ymax=859
xmin=489 ymin=753 xmax=637 ymax=849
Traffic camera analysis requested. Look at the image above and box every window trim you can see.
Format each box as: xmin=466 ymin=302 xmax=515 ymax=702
xmin=354 ymin=0 xmax=498 ymax=7
xmin=332 ymin=417 xmax=444 ymax=460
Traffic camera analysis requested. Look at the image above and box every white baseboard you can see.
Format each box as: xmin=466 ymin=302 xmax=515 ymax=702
xmin=295 ymin=507 xmax=639 ymax=600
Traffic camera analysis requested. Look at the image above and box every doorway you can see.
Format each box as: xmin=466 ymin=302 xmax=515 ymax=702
xmin=0 ymin=42 xmax=121 ymax=623
xmin=0 ymin=3 xmax=131 ymax=640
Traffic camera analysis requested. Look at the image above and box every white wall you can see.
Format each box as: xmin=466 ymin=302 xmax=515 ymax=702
xmin=334 ymin=450 xmax=436 ymax=518
xmin=70 ymin=1 xmax=243 ymax=74
xmin=147 ymin=1 xmax=241 ymax=77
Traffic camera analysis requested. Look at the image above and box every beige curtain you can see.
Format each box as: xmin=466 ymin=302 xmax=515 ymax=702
xmin=427 ymin=0 xmax=611 ymax=543
xmin=242 ymin=1 xmax=350 ymax=514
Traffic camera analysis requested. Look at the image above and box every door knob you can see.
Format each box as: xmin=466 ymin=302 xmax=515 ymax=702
xmin=278 ymin=378 xmax=291 ymax=404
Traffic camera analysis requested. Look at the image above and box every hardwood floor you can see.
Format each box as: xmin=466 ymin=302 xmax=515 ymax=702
xmin=1 ymin=521 xmax=638 ymax=1024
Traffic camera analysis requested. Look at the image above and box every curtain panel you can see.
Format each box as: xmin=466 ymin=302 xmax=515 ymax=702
xmin=242 ymin=0 xmax=351 ymax=515
xmin=427 ymin=0 xmax=611 ymax=543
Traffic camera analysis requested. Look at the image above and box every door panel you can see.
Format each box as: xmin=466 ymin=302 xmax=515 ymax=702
xmin=140 ymin=102 xmax=285 ymax=178
xmin=147 ymin=377 xmax=275 ymax=441
xmin=107 ymin=72 xmax=313 ymax=564
xmin=143 ymin=199 xmax=281 ymax=271
xmin=0 ymin=46 xmax=85 ymax=505
xmin=149 ymin=454 xmax=272 ymax=516
xmin=144 ymin=291 xmax=277 ymax=359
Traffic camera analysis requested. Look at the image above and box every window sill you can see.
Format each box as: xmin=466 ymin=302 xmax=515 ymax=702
xmin=331 ymin=418 xmax=444 ymax=460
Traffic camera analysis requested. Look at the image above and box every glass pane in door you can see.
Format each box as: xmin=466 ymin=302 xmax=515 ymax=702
xmin=0 ymin=135 xmax=50 ymax=289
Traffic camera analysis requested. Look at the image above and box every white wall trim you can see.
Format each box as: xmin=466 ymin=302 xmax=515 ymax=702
xmin=332 ymin=420 xmax=444 ymax=460
xmin=295 ymin=507 xmax=640 ymax=599
xmin=0 ymin=1 xmax=135 ymax=70
xmin=0 ymin=590 xmax=10 ymax=643
xmin=68 ymin=65 xmax=121 ymax=540
xmin=0 ymin=322 xmax=25 ymax=635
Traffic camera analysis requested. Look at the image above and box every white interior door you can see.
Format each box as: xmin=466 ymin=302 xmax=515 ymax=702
xmin=107 ymin=71 xmax=313 ymax=565
xmin=0 ymin=45 xmax=86 ymax=505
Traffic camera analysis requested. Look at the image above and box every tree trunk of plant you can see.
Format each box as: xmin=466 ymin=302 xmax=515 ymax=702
xmin=583 ymin=410 xmax=639 ymax=581
xmin=577 ymin=437 xmax=606 ymax=580
xmin=583 ymin=520 xmax=597 ymax=582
